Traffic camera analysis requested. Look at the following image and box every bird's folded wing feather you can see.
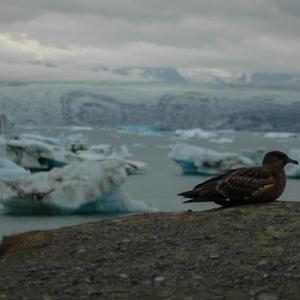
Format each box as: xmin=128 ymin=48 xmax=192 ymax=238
xmin=193 ymin=167 xmax=275 ymax=200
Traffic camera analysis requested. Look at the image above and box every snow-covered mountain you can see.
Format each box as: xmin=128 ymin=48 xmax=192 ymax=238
xmin=0 ymin=81 xmax=300 ymax=131
xmin=96 ymin=67 xmax=187 ymax=83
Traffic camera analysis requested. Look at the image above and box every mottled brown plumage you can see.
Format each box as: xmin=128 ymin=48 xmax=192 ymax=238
xmin=179 ymin=151 xmax=298 ymax=207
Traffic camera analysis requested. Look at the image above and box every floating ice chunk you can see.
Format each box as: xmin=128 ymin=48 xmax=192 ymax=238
xmin=174 ymin=128 xmax=216 ymax=139
xmin=264 ymin=132 xmax=297 ymax=139
xmin=76 ymin=151 xmax=147 ymax=175
xmin=118 ymin=125 xmax=161 ymax=136
xmin=0 ymin=158 xmax=30 ymax=180
xmin=67 ymin=126 xmax=93 ymax=131
xmin=58 ymin=133 xmax=89 ymax=152
xmin=169 ymin=143 xmax=254 ymax=175
xmin=131 ymin=143 xmax=146 ymax=149
xmin=89 ymin=144 xmax=114 ymax=156
xmin=6 ymin=138 xmax=78 ymax=171
xmin=286 ymin=149 xmax=300 ymax=179
xmin=0 ymin=136 xmax=6 ymax=145
xmin=115 ymin=145 xmax=132 ymax=158
xmin=0 ymin=158 xmax=149 ymax=214
xmin=242 ymin=148 xmax=265 ymax=165
xmin=17 ymin=133 xmax=59 ymax=146
xmin=209 ymin=137 xmax=233 ymax=144
xmin=125 ymin=160 xmax=148 ymax=175
xmin=89 ymin=144 xmax=132 ymax=158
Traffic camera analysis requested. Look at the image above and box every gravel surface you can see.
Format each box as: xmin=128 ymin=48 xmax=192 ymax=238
xmin=0 ymin=201 xmax=299 ymax=300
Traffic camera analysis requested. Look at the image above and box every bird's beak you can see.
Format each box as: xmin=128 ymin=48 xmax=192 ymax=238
xmin=288 ymin=157 xmax=299 ymax=165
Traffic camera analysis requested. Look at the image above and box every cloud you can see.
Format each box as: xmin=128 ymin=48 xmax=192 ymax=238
xmin=1 ymin=0 xmax=300 ymax=81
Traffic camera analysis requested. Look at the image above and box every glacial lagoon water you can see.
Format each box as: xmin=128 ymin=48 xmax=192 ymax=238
xmin=1 ymin=127 xmax=300 ymax=239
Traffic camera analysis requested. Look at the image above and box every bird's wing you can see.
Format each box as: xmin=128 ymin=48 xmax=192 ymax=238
xmin=180 ymin=167 xmax=276 ymax=204
xmin=214 ymin=167 xmax=275 ymax=201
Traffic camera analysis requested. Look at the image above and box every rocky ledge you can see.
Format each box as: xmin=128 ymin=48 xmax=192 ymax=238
xmin=0 ymin=201 xmax=299 ymax=300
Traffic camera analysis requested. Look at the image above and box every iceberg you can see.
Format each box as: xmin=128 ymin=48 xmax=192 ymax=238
xmin=76 ymin=151 xmax=147 ymax=175
xmin=57 ymin=133 xmax=89 ymax=152
xmin=209 ymin=137 xmax=234 ymax=144
xmin=0 ymin=158 xmax=149 ymax=214
xmin=89 ymin=144 xmax=114 ymax=156
xmin=7 ymin=133 xmax=147 ymax=175
xmin=118 ymin=125 xmax=162 ymax=136
xmin=174 ymin=128 xmax=216 ymax=139
xmin=286 ymin=149 xmax=300 ymax=179
xmin=242 ymin=148 xmax=265 ymax=165
xmin=264 ymin=132 xmax=297 ymax=139
xmin=125 ymin=160 xmax=148 ymax=175
xmin=6 ymin=138 xmax=78 ymax=171
xmin=0 ymin=158 xmax=30 ymax=180
xmin=89 ymin=144 xmax=132 ymax=158
xmin=169 ymin=143 xmax=254 ymax=175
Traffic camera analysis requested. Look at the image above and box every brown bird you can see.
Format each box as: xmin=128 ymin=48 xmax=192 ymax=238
xmin=179 ymin=151 xmax=298 ymax=207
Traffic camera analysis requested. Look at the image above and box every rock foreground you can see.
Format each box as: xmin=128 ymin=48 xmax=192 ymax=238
xmin=0 ymin=202 xmax=299 ymax=300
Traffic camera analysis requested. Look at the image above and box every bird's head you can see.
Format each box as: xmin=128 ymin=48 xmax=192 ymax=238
xmin=262 ymin=151 xmax=299 ymax=168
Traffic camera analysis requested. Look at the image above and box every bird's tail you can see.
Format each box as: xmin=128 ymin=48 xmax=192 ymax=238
xmin=178 ymin=190 xmax=213 ymax=203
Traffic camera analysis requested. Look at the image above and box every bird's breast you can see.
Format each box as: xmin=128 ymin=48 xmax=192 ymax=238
xmin=269 ymin=170 xmax=286 ymax=201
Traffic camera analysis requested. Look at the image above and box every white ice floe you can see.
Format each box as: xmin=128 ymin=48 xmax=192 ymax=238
xmin=209 ymin=137 xmax=233 ymax=144
xmin=264 ymin=132 xmax=297 ymax=139
xmin=286 ymin=149 xmax=300 ymax=179
xmin=131 ymin=143 xmax=146 ymax=149
xmin=89 ymin=144 xmax=114 ymax=156
xmin=118 ymin=125 xmax=161 ymax=136
xmin=58 ymin=133 xmax=89 ymax=152
xmin=242 ymin=148 xmax=265 ymax=165
xmin=6 ymin=138 xmax=78 ymax=171
xmin=89 ymin=144 xmax=133 ymax=157
xmin=7 ymin=133 xmax=147 ymax=175
xmin=0 ymin=158 xmax=30 ymax=180
xmin=169 ymin=143 xmax=254 ymax=175
xmin=0 ymin=158 xmax=150 ymax=214
xmin=125 ymin=160 xmax=148 ymax=175
xmin=76 ymin=151 xmax=147 ymax=175
xmin=17 ymin=133 xmax=59 ymax=145
xmin=174 ymin=128 xmax=216 ymax=139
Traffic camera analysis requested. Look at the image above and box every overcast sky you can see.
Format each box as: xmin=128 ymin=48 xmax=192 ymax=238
xmin=1 ymin=0 xmax=300 ymax=81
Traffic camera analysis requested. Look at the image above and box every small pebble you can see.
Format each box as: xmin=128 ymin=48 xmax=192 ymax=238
xmin=257 ymin=293 xmax=278 ymax=300
xmin=154 ymin=276 xmax=164 ymax=283
xmin=120 ymin=273 xmax=129 ymax=279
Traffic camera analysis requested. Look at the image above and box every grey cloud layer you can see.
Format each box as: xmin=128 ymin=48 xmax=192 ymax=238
xmin=1 ymin=0 xmax=300 ymax=80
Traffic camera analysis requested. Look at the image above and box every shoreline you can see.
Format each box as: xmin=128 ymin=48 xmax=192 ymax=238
xmin=0 ymin=201 xmax=299 ymax=299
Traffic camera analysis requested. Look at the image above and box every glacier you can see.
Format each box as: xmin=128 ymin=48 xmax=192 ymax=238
xmin=0 ymin=158 xmax=150 ymax=215
xmin=1 ymin=82 xmax=300 ymax=132
xmin=169 ymin=143 xmax=254 ymax=175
